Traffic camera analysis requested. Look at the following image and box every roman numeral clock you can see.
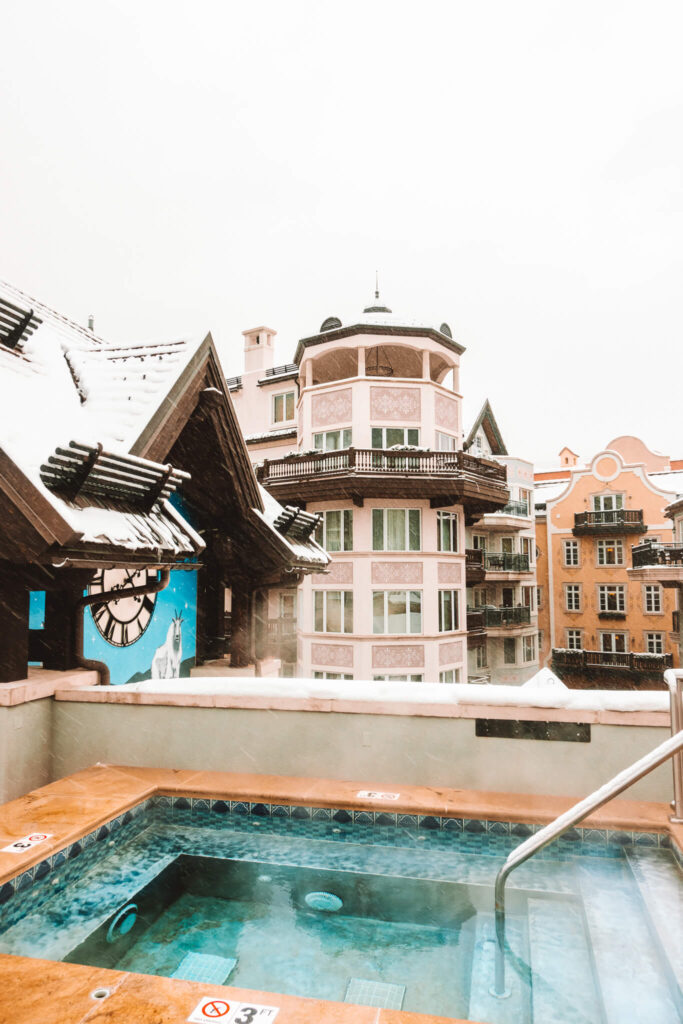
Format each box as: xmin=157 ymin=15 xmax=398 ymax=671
xmin=89 ymin=569 xmax=158 ymax=647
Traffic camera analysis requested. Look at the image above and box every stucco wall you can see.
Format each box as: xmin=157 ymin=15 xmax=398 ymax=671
xmin=0 ymin=699 xmax=53 ymax=804
xmin=49 ymin=701 xmax=672 ymax=802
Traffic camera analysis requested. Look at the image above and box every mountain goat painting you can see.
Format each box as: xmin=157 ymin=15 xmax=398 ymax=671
xmin=150 ymin=610 xmax=184 ymax=679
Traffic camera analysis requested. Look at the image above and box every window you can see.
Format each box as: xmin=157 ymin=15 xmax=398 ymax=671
xmin=313 ymin=591 xmax=353 ymax=633
xmin=314 ymin=510 xmax=353 ymax=552
xmin=373 ymin=673 xmax=424 ymax=682
xmin=472 ymin=588 xmax=487 ymax=608
xmin=520 ymin=537 xmax=533 ymax=562
xmin=313 ymin=671 xmax=353 ymax=680
xmin=503 ymin=638 xmax=516 ymax=664
xmin=593 ymin=493 xmax=624 ymax=511
xmin=272 ymin=391 xmax=295 ymax=423
xmin=373 ymin=591 xmax=422 ymax=634
xmin=438 ymin=590 xmax=459 ymax=632
xmin=313 ymin=429 xmax=352 ymax=450
xmin=501 ymin=537 xmax=514 ymax=554
xmin=371 ymin=427 xmax=420 ymax=448
xmin=522 ymin=586 xmax=534 ymax=611
xmin=566 ymin=629 xmax=582 ymax=650
xmin=523 ymin=635 xmax=536 ymax=662
xmin=518 ymin=488 xmax=531 ymax=514
xmin=645 ymin=632 xmax=664 ymax=655
xmin=439 ymin=668 xmax=460 ymax=683
xmin=536 ymin=586 xmax=543 ymax=609
xmin=565 ymin=584 xmax=581 ymax=611
xmin=597 ymin=539 xmax=624 ymax=565
xmin=476 ymin=642 xmax=487 ymax=669
xmin=437 ymin=511 xmax=459 ymax=552
xmin=538 ymin=629 xmax=544 ymax=649
xmin=436 ymin=431 xmax=457 ymax=451
xmin=644 ymin=585 xmax=662 ymax=613
xmin=472 ymin=534 xmax=487 ymax=550
xmin=563 ymin=540 xmax=580 ymax=567
xmin=600 ymin=631 xmax=627 ymax=653
xmin=598 ymin=584 xmax=625 ymax=613
xmin=372 ymin=508 xmax=421 ymax=551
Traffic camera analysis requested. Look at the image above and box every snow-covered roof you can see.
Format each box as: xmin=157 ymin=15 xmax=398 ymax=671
xmin=534 ymin=479 xmax=570 ymax=506
xmin=649 ymin=469 xmax=683 ymax=497
xmin=254 ymin=483 xmax=329 ymax=569
xmin=0 ymin=280 xmax=205 ymax=563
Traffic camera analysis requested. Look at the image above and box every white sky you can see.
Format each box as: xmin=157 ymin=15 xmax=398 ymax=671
xmin=2 ymin=1 xmax=681 ymax=466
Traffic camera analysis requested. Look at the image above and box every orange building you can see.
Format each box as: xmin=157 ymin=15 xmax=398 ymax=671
xmin=535 ymin=436 xmax=682 ymax=682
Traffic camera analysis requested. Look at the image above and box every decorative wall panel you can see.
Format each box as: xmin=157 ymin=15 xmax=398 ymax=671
xmin=371 ymin=562 xmax=423 ymax=585
xmin=435 ymin=393 xmax=459 ymax=432
xmin=372 ymin=645 xmax=424 ymax=668
xmin=324 ymin=561 xmax=354 ymax=584
xmin=370 ymin=387 xmax=420 ymax=422
xmin=311 ymin=388 xmax=352 ymax=428
xmin=311 ymin=643 xmax=354 ymax=667
xmin=439 ymin=640 xmax=464 ymax=665
xmin=437 ymin=561 xmax=462 ymax=584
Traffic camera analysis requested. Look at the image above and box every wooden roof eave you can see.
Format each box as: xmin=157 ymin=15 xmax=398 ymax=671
xmin=131 ymin=334 xmax=263 ymax=515
xmin=0 ymin=446 xmax=82 ymax=552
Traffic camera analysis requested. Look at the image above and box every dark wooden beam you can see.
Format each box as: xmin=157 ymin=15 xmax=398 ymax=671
xmin=0 ymin=571 xmax=29 ymax=682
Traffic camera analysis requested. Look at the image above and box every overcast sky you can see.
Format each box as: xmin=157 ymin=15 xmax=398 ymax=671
xmin=2 ymin=2 xmax=681 ymax=466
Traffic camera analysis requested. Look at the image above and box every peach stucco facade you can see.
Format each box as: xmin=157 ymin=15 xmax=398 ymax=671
xmin=535 ymin=441 xmax=680 ymax=673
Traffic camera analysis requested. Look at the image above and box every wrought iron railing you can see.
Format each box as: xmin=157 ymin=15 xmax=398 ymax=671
xmin=632 ymin=540 xmax=683 ymax=568
xmin=466 ymin=610 xmax=485 ymax=633
xmin=257 ymin=447 xmax=507 ymax=483
xmin=552 ymin=648 xmax=673 ymax=670
xmin=473 ymin=606 xmax=531 ymax=627
xmin=574 ymin=509 xmax=644 ymax=530
xmin=483 ymin=552 xmax=531 ymax=572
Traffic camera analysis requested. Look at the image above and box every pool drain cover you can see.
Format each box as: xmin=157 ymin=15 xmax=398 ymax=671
xmin=305 ymin=890 xmax=343 ymax=912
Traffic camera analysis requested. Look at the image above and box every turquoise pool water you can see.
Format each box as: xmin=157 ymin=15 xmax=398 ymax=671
xmin=0 ymin=801 xmax=680 ymax=1022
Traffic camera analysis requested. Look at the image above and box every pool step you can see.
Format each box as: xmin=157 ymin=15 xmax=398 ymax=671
xmin=527 ymin=895 xmax=605 ymax=1024
xmin=171 ymin=952 xmax=237 ymax=984
xmin=467 ymin=912 xmax=531 ymax=1024
xmin=344 ymin=978 xmax=405 ymax=1010
xmin=578 ymin=861 xmax=680 ymax=1023
xmin=625 ymin=848 xmax=683 ymax=1017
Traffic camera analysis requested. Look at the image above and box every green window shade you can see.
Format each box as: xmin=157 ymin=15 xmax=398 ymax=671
xmin=314 ymin=592 xmax=324 ymax=631
xmin=372 ymin=509 xmax=384 ymax=550
xmin=326 ymin=511 xmax=341 ymax=551
xmin=373 ymin=592 xmax=385 ymax=633
xmin=343 ymin=510 xmax=353 ymax=551
xmin=409 ymin=591 xmax=422 ymax=633
xmin=387 ymin=509 xmax=406 ymax=550
xmin=326 ymin=591 xmax=342 ymax=632
xmin=408 ymin=509 xmax=421 ymax=550
xmin=371 ymin=428 xmax=382 ymax=448
xmin=343 ymin=429 xmax=352 ymax=447
xmin=387 ymin=591 xmax=407 ymax=632
xmin=285 ymin=392 xmax=294 ymax=419
xmin=407 ymin=428 xmax=419 ymax=445
xmin=343 ymin=592 xmax=353 ymax=633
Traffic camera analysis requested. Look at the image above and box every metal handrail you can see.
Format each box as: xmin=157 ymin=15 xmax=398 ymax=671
xmin=492 ymin=727 xmax=683 ymax=998
xmin=664 ymin=670 xmax=683 ymax=824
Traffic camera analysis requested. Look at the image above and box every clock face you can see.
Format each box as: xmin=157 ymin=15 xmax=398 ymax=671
xmin=89 ymin=568 xmax=158 ymax=647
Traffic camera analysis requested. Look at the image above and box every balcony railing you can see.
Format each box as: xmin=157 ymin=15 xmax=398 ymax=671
xmin=573 ymin=509 xmax=645 ymax=535
xmin=632 ymin=541 xmax=683 ymax=569
xmin=483 ymin=552 xmax=531 ymax=572
xmin=552 ymin=649 xmax=673 ymax=671
xmin=474 ymin=606 xmax=532 ymax=627
xmin=258 ymin=447 xmax=507 ymax=483
xmin=466 ymin=609 xmax=485 ymax=632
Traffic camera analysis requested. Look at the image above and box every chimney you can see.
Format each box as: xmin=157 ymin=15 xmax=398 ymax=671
xmin=87 ymin=314 xmax=95 ymax=332
xmin=242 ymin=326 xmax=277 ymax=374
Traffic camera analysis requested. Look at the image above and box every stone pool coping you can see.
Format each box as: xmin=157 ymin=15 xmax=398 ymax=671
xmin=1 ymin=765 xmax=682 ymax=1024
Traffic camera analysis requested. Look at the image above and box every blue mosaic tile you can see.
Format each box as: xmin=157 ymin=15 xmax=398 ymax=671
xmin=191 ymin=799 xmax=210 ymax=812
xmin=156 ymin=795 xmax=173 ymax=807
xmin=16 ymin=871 xmax=34 ymax=892
xmin=34 ymin=859 xmax=50 ymax=881
xmin=582 ymin=829 xmax=607 ymax=843
xmin=271 ymin=804 xmax=291 ymax=818
xmin=442 ymin=817 xmax=464 ymax=831
xmin=172 ymin=797 xmax=191 ymax=811
xmin=375 ymin=812 xmax=397 ymax=826
xmin=397 ymin=814 xmax=418 ymax=828
xmin=210 ymin=800 xmax=229 ymax=814
xmin=418 ymin=815 xmax=440 ymax=831
xmin=633 ymin=832 xmax=658 ymax=846
xmin=292 ymin=806 xmax=311 ymax=820
xmin=250 ymin=803 xmax=269 ymax=817
xmin=660 ymin=834 xmax=672 ymax=849
xmin=487 ymin=820 xmax=510 ymax=835
xmin=67 ymin=842 xmax=82 ymax=860
xmin=311 ymin=808 xmax=332 ymax=821
xmin=333 ymin=809 xmax=352 ymax=824
xmin=231 ymin=801 xmax=249 ymax=816
xmin=511 ymin=822 xmax=533 ymax=837
xmin=0 ymin=881 xmax=15 ymax=904
xmin=464 ymin=819 xmax=486 ymax=834
xmin=51 ymin=851 xmax=66 ymax=869
xmin=608 ymin=831 xmax=633 ymax=846
xmin=122 ymin=810 xmax=133 ymax=825
xmin=96 ymin=825 xmax=109 ymax=842
xmin=353 ymin=811 xmax=374 ymax=825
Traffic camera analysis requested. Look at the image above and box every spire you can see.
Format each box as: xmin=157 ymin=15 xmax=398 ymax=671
xmin=363 ymin=271 xmax=392 ymax=314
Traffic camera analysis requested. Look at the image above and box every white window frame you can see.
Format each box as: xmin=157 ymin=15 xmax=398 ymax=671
xmin=438 ymin=668 xmax=460 ymax=683
xmin=503 ymin=637 xmax=517 ymax=664
xmin=643 ymin=584 xmax=662 ymax=614
xmin=600 ymin=630 xmax=628 ymax=653
xmin=313 ymin=590 xmax=353 ymax=633
xmin=437 ymin=511 xmax=459 ymax=552
xmin=565 ymin=584 xmax=581 ymax=612
xmin=373 ymin=673 xmax=424 ymax=682
xmin=598 ymin=584 xmax=626 ymax=613
xmin=371 ymin=426 xmax=420 ymax=448
xmin=645 ymin=632 xmax=664 ymax=655
xmin=563 ymin=540 xmax=580 ymax=567
xmin=438 ymin=589 xmax=459 ymax=632
xmin=372 ymin=508 xmax=421 ymax=551
xmin=523 ymin=635 xmax=536 ymax=662
xmin=522 ymin=586 xmax=534 ymax=612
xmin=566 ymin=628 xmax=582 ymax=650
xmin=475 ymin=642 xmax=487 ymax=669
xmin=372 ymin=590 xmax=423 ymax=634
xmin=472 ymin=534 xmax=487 ymax=550
xmin=315 ymin=509 xmax=353 ymax=552
xmin=272 ymin=391 xmax=295 ymax=424
xmin=597 ymin=539 xmax=624 ymax=566
xmin=435 ymin=431 xmax=457 ymax=451
xmin=313 ymin=428 xmax=352 ymax=451
xmin=313 ymin=671 xmax=353 ymax=680
xmin=520 ymin=537 xmax=534 ymax=563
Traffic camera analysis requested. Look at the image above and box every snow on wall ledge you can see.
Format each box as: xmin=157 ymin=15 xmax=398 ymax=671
xmin=90 ymin=677 xmax=670 ymax=713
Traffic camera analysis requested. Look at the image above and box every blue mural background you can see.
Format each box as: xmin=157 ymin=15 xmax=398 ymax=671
xmin=29 ymin=591 xmax=45 ymax=630
xmin=83 ymin=568 xmax=198 ymax=685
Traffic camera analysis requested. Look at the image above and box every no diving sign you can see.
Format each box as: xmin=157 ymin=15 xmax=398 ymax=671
xmin=187 ymin=996 xmax=279 ymax=1023
xmin=1 ymin=833 xmax=53 ymax=854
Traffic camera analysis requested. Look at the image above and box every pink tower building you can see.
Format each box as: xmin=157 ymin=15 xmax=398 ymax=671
xmin=230 ymin=293 xmax=511 ymax=682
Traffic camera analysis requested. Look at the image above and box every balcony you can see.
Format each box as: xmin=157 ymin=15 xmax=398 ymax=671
xmin=256 ymin=447 xmax=509 ymax=515
xmin=477 ymin=605 xmax=531 ymax=628
xmin=629 ymin=540 xmax=683 ymax=588
xmin=552 ymin=649 xmax=673 ymax=671
xmin=572 ymin=509 xmax=645 ymax=536
xmin=483 ymin=552 xmax=531 ymax=574
xmin=472 ymin=499 xmax=531 ymax=531
xmin=466 ymin=609 xmax=487 ymax=647
xmin=262 ymin=619 xmax=297 ymax=662
xmin=465 ymin=547 xmax=486 ymax=584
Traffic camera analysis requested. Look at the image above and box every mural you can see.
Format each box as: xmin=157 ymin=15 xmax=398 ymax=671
xmin=83 ymin=568 xmax=197 ymax=685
